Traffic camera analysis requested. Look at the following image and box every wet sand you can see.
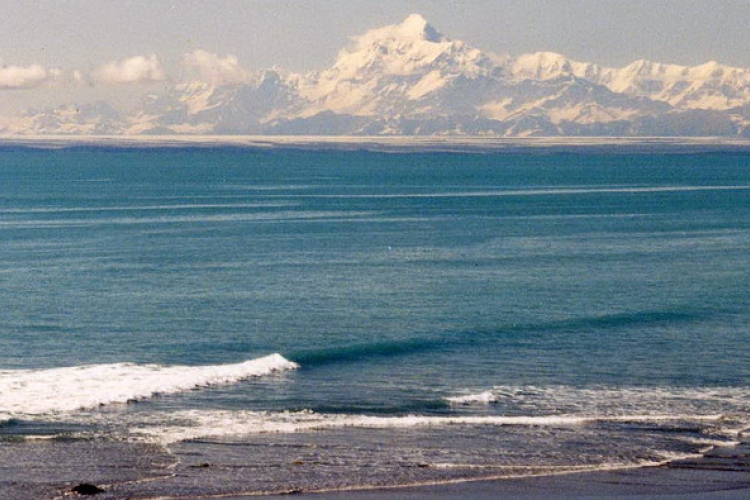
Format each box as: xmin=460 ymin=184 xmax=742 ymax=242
xmin=255 ymin=468 xmax=750 ymax=500
xmin=3 ymin=439 xmax=750 ymax=499
xmin=255 ymin=443 xmax=750 ymax=499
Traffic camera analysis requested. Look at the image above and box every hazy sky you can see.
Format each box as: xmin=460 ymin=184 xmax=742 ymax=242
xmin=2 ymin=0 xmax=750 ymax=113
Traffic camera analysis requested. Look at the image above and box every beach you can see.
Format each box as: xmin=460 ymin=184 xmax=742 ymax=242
xmin=2 ymin=439 xmax=750 ymax=499
xmin=258 ymin=468 xmax=750 ymax=500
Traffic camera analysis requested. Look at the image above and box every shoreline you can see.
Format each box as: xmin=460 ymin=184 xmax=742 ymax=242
xmin=254 ymin=445 xmax=750 ymax=499
xmin=3 ymin=134 xmax=750 ymax=153
xmin=3 ymin=439 xmax=749 ymax=499
xmin=253 ymin=467 xmax=750 ymax=500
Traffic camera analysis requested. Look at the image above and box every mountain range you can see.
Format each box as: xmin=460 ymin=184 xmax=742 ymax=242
xmin=5 ymin=14 xmax=750 ymax=137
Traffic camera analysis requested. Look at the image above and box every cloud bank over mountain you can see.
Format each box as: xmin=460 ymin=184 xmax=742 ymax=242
xmin=0 ymin=60 xmax=55 ymax=89
xmin=4 ymin=14 xmax=750 ymax=137
xmin=92 ymin=55 xmax=167 ymax=85
xmin=182 ymin=50 xmax=256 ymax=86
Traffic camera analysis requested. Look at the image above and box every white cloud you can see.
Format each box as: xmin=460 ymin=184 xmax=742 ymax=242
xmin=182 ymin=49 xmax=254 ymax=85
xmin=0 ymin=59 xmax=51 ymax=89
xmin=72 ymin=70 xmax=85 ymax=83
xmin=93 ymin=55 xmax=167 ymax=85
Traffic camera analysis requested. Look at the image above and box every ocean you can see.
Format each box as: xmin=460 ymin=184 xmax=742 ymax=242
xmin=1 ymin=145 xmax=750 ymax=497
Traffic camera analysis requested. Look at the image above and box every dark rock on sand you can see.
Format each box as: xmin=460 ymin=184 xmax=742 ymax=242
xmin=71 ymin=483 xmax=106 ymax=495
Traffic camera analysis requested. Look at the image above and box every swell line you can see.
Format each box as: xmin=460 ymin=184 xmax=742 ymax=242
xmin=290 ymin=308 xmax=706 ymax=368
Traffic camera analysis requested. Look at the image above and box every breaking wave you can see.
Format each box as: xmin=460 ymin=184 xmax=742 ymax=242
xmin=0 ymin=354 xmax=298 ymax=417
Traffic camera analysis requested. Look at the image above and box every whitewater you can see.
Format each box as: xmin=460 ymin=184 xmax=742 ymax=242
xmin=0 ymin=354 xmax=298 ymax=417
xmin=1 ymin=145 xmax=750 ymax=497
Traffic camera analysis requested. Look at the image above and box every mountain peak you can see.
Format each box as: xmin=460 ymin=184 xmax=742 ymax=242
xmin=353 ymin=14 xmax=446 ymax=47
xmin=398 ymin=14 xmax=443 ymax=42
xmin=512 ymin=52 xmax=575 ymax=80
xmin=691 ymin=60 xmax=729 ymax=79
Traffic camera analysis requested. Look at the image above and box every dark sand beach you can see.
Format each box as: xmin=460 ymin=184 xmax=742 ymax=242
xmin=3 ymin=440 xmax=750 ymax=499
xmin=259 ymin=459 xmax=750 ymax=500
xmin=256 ymin=469 xmax=750 ymax=500
xmin=233 ymin=445 xmax=750 ymax=500
xmin=221 ymin=444 xmax=750 ymax=500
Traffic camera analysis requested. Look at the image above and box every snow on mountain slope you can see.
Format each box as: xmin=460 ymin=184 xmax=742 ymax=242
xmin=509 ymin=53 xmax=750 ymax=111
xmin=6 ymin=14 xmax=750 ymax=137
xmin=129 ymin=70 xmax=306 ymax=134
xmin=297 ymin=13 xmax=507 ymax=116
xmin=2 ymin=101 xmax=125 ymax=135
xmin=511 ymin=52 xmax=587 ymax=81
xmin=482 ymin=75 xmax=665 ymax=124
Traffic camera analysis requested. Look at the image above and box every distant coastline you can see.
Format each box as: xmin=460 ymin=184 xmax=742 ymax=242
xmin=4 ymin=135 xmax=750 ymax=154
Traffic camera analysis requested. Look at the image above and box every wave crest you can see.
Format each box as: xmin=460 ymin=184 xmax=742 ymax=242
xmin=0 ymin=354 xmax=298 ymax=416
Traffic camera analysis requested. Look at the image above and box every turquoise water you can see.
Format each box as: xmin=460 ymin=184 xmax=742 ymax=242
xmin=2 ymin=147 xmax=750 ymax=492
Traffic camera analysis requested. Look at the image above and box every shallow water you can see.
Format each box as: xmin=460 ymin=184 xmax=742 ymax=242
xmin=1 ymin=147 xmax=750 ymax=496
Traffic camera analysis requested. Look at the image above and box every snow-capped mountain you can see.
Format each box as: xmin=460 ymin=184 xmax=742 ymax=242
xmin=297 ymin=14 xmax=506 ymax=116
xmin=3 ymin=101 xmax=123 ymax=135
xmin=509 ymin=52 xmax=750 ymax=111
xmin=5 ymin=14 xmax=750 ymax=137
xmin=133 ymin=70 xmax=305 ymax=134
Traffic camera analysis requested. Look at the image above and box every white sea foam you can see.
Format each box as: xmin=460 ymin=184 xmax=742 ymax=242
xmin=0 ymin=210 xmax=370 ymax=229
xmin=281 ymin=185 xmax=750 ymax=199
xmin=446 ymin=390 xmax=498 ymax=405
xmin=124 ymin=409 xmax=726 ymax=445
xmin=0 ymin=201 xmax=293 ymax=215
xmin=105 ymin=384 xmax=750 ymax=445
xmin=0 ymin=354 xmax=298 ymax=417
xmin=446 ymin=385 xmax=750 ymax=416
